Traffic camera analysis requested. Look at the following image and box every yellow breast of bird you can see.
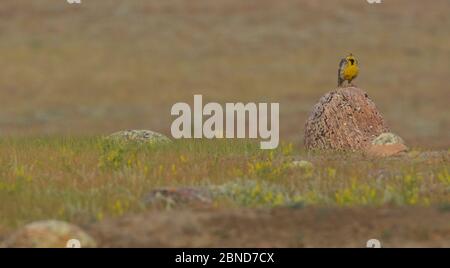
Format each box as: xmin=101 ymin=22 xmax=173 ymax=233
xmin=343 ymin=64 xmax=359 ymax=80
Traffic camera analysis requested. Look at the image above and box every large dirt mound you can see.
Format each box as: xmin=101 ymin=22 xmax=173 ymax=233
xmin=304 ymin=87 xmax=389 ymax=150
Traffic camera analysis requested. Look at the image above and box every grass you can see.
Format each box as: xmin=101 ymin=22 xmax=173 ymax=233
xmin=0 ymin=1 xmax=449 ymax=246
xmin=0 ymin=137 xmax=448 ymax=228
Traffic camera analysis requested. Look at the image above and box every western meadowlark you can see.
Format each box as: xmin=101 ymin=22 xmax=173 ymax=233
xmin=338 ymin=53 xmax=359 ymax=87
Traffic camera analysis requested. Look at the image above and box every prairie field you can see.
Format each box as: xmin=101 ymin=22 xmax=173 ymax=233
xmin=0 ymin=138 xmax=449 ymax=247
xmin=0 ymin=0 xmax=449 ymax=247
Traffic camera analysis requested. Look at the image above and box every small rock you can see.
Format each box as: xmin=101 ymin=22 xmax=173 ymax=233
xmin=1 ymin=220 xmax=96 ymax=248
xmin=290 ymin=160 xmax=314 ymax=169
xmin=371 ymin=132 xmax=405 ymax=145
xmin=107 ymin=129 xmax=171 ymax=144
xmin=366 ymin=132 xmax=408 ymax=157
xmin=143 ymin=187 xmax=212 ymax=208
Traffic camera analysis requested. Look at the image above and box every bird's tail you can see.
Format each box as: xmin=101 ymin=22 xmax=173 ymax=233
xmin=338 ymin=74 xmax=343 ymax=87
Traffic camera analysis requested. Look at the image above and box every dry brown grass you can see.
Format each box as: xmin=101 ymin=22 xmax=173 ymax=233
xmin=0 ymin=0 xmax=448 ymax=148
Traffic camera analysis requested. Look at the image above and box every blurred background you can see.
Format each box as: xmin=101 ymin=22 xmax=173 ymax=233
xmin=0 ymin=0 xmax=448 ymax=148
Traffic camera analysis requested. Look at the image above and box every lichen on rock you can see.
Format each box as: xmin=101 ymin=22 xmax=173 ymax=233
xmin=107 ymin=129 xmax=171 ymax=144
xmin=143 ymin=187 xmax=212 ymax=208
xmin=366 ymin=132 xmax=408 ymax=157
xmin=371 ymin=132 xmax=405 ymax=145
xmin=0 ymin=220 xmax=96 ymax=248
